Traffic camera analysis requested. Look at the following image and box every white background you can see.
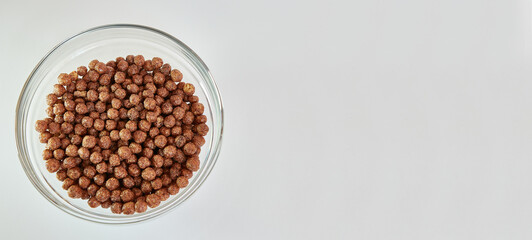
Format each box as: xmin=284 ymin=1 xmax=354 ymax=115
xmin=2 ymin=0 xmax=532 ymax=239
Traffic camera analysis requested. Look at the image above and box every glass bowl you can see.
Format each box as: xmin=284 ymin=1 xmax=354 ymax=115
xmin=15 ymin=24 xmax=224 ymax=224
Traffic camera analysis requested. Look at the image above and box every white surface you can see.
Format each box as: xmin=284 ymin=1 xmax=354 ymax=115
xmin=2 ymin=0 xmax=532 ymax=239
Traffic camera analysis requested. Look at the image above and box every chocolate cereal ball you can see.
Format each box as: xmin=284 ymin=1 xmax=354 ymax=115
xmin=186 ymin=156 xmax=200 ymax=172
xmin=35 ymin=56 xmax=210 ymax=214
xmin=146 ymin=194 xmax=161 ymax=208
xmin=105 ymin=177 xmax=120 ymax=191
xmin=111 ymin=202 xmax=123 ymax=214
xmin=135 ymin=200 xmax=148 ymax=213
xmin=67 ymin=185 xmax=83 ymax=199
xmin=95 ymin=187 xmax=110 ymax=202
xmin=141 ymin=167 xmax=156 ymax=181
xmin=183 ymin=142 xmax=197 ymax=156
xmin=120 ymin=189 xmax=135 ymax=202
xmin=122 ymin=202 xmax=135 ymax=215
xmin=176 ymin=176 xmax=189 ymax=188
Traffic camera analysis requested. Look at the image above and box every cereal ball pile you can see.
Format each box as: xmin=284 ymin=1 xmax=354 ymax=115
xmin=35 ymin=55 xmax=208 ymax=214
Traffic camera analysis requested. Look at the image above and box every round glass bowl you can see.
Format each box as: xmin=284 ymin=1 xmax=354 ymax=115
xmin=15 ymin=24 xmax=223 ymax=224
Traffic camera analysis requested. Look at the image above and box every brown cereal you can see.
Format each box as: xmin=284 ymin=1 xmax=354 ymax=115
xmin=155 ymin=167 xmax=163 ymax=177
xmin=133 ymin=130 xmax=147 ymax=143
xmin=53 ymin=149 xmax=65 ymax=160
xmin=176 ymin=176 xmax=189 ymax=188
xmin=107 ymin=108 xmax=119 ymax=120
xmin=146 ymin=194 xmax=161 ymax=208
xmin=119 ymin=129 xmax=132 ymax=141
xmin=81 ymin=189 xmax=90 ymax=200
xmin=102 ymin=202 xmax=113 ymax=210
xmin=121 ymin=120 xmax=136 ymax=132
xmin=46 ymin=159 xmax=61 ymax=173
xmin=82 ymin=135 xmax=97 ymax=148
xmin=134 ymin=55 xmax=145 ymax=66
xmin=163 ymin=158 xmax=173 ymax=168
xmin=135 ymin=200 xmax=148 ymax=213
xmin=181 ymin=169 xmax=193 ymax=179
xmin=83 ymin=166 xmax=97 ymax=178
xmin=153 ymin=72 xmax=165 ymax=85
xmin=191 ymin=103 xmax=204 ymax=115
xmin=138 ymin=157 xmax=150 ymax=169
xmin=43 ymin=150 xmax=54 ymax=161
xmin=152 ymin=57 xmax=163 ymax=68
xmin=61 ymin=157 xmax=77 ymax=169
xmin=53 ymin=84 xmax=67 ymax=96
xmin=182 ymin=112 xmax=194 ymax=125
xmin=89 ymin=153 xmax=103 ymax=166
xmin=62 ymin=178 xmax=75 ymax=190
xmin=67 ymin=185 xmax=83 ymax=199
xmin=35 ymin=120 xmax=48 ymax=133
xmin=114 ymin=166 xmax=128 ymax=179
xmin=110 ymin=190 xmax=121 ymax=202
xmin=168 ymin=184 xmax=179 ymax=195
xmin=162 ymin=145 xmax=177 ymax=158
xmin=87 ymin=183 xmax=99 ymax=195
xmin=67 ymin=167 xmax=82 ymax=179
xmin=170 ymin=69 xmax=183 ymax=82
xmin=161 ymin=63 xmax=171 ymax=75
xmin=129 ymin=142 xmax=142 ymax=154
xmin=154 ymin=135 xmax=167 ymax=148
xmin=153 ymin=155 xmax=164 ymax=168
xmin=120 ymin=189 xmax=135 ymax=202
xmin=127 ymin=64 xmax=139 ymax=76
xmin=183 ymin=83 xmax=195 ymax=95
xmin=151 ymin=178 xmax=163 ymax=190
xmin=132 ymin=75 xmax=143 ymax=85
xmin=88 ymin=197 xmax=100 ymax=208
xmin=81 ymin=116 xmax=93 ymax=128
xmin=195 ymin=123 xmax=209 ymax=136
xmin=77 ymin=66 xmax=88 ymax=76
xmin=122 ymin=176 xmax=135 ymax=188
xmin=171 ymin=126 xmax=182 ymax=136
xmin=105 ymin=177 xmax=120 ymax=191
xmin=36 ymin=56 xmax=209 ymax=214
xmin=117 ymin=60 xmax=128 ymax=71
xmin=117 ymin=146 xmax=132 ymax=160
xmin=86 ymin=69 xmax=100 ymax=82
xmin=183 ymin=143 xmax=197 ymax=156
xmin=79 ymin=176 xmax=91 ymax=189
xmin=127 ymin=108 xmax=139 ymax=120
xmin=173 ymin=136 xmax=187 ymax=149
xmin=173 ymin=107 xmax=185 ymax=121
xmin=186 ymin=156 xmax=200 ymax=172
xmin=61 ymin=138 xmax=71 ymax=149
xmin=74 ymin=124 xmax=87 ymax=136
xmin=47 ymin=137 xmax=61 ymax=150
xmin=93 ymin=174 xmax=106 ymax=186
xmin=105 ymin=119 xmax=117 ymax=130
xmin=132 ymin=187 xmax=143 ymax=198
xmin=141 ymin=167 xmax=156 ymax=181
xmin=88 ymin=60 xmax=99 ymax=70
xmin=96 ymin=162 xmax=108 ymax=174
xmin=95 ymin=62 xmax=107 ymax=74
xmin=122 ymin=202 xmax=135 ymax=215
xmin=192 ymin=135 xmax=205 ymax=147
xmin=111 ymin=202 xmax=123 ymax=214
xmin=58 ymin=73 xmax=72 ymax=85
xmin=102 ymin=202 xmax=114 ymax=209
xmin=95 ymin=187 xmax=111 ymax=202
xmin=155 ymin=188 xmax=170 ymax=201
xmin=141 ymin=180 xmax=153 ymax=193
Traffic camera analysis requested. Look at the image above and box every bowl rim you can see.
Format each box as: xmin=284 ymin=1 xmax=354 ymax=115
xmin=15 ymin=24 xmax=224 ymax=224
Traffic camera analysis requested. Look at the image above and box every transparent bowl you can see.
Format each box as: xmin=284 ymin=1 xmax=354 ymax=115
xmin=15 ymin=24 xmax=224 ymax=224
